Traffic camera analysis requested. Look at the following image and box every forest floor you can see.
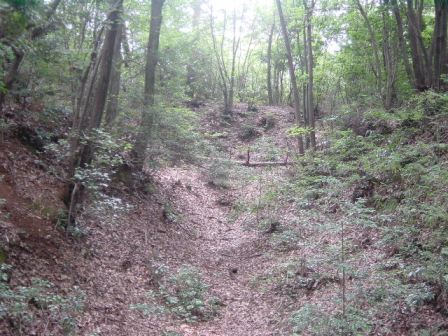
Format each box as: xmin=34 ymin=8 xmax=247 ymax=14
xmin=1 ymin=103 xmax=445 ymax=335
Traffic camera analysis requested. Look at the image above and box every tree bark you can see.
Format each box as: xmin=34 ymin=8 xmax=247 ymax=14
xmin=432 ymin=0 xmax=448 ymax=90
xmin=406 ymin=0 xmax=431 ymax=90
xmin=355 ymin=0 xmax=383 ymax=94
xmin=133 ymin=0 xmax=165 ymax=171
xmin=391 ymin=0 xmax=415 ymax=87
xmin=65 ymin=0 xmax=124 ymax=218
xmin=382 ymin=0 xmax=397 ymax=109
xmin=104 ymin=23 xmax=123 ymax=127
xmin=186 ymin=0 xmax=202 ymax=100
xmin=267 ymin=23 xmax=275 ymax=105
xmin=276 ymin=0 xmax=304 ymax=154
xmin=304 ymin=0 xmax=316 ymax=149
xmin=77 ymin=0 xmax=124 ymax=167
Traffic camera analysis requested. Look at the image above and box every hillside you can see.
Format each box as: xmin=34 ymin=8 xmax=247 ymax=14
xmin=2 ymin=0 xmax=448 ymax=335
xmin=1 ymin=99 xmax=448 ymax=335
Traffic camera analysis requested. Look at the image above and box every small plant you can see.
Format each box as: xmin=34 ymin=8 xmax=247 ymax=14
xmin=287 ymin=126 xmax=314 ymax=137
xmin=161 ymin=331 xmax=182 ymax=336
xmin=238 ymin=124 xmax=260 ymax=141
xmin=0 ymin=118 xmax=15 ymax=143
xmin=162 ymin=201 xmax=178 ymax=223
xmin=290 ymin=304 xmax=371 ymax=336
xmin=258 ymin=113 xmax=276 ymax=131
xmin=132 ymin=265 xmax=220 ymax=323
xmin=207 ymin=160 xmax=232 ymax=189
xmin=0 ymin=269 xmax=85 ymax=335
xmin=271 ymin=229 xmax=300 ymax=251
xmin=159 ymin=266 xmax=218 ymax=322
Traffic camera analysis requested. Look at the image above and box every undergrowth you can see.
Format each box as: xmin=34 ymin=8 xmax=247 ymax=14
xmin=131 ymin=265 xmax=221 ymax=323
xmin=248 ymin=91 xmax=448 ymax=334
xmin=0 ymin=264 xmax=85 ymax=335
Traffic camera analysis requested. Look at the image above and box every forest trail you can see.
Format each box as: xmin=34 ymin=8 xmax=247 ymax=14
xmin=132 ymin=103 xmax=301 ymax=335
xmin=156 ymin=166 xmax=281 ymax=336
xmin=71 ymin=104 xmax=295 ymax=336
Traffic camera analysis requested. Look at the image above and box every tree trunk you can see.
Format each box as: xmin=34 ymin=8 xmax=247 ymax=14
xmin=77 ymin=0 xmax=124 ymax=168
xmin=382 ymin=0 xmax=397 ymax=109
xmin=228 ymin=9 xmax=241 ymax=114
xmin=65 ymin=0 xmax=124 ymax=219
xmin=355 ymin=0 xmax=383 ymax=94
xmin=210 ymin=8 xmax=230 ymax=115
xmin=304 ymin=0 xmax=316 ymax=149
xmin=267 ymin=23 xmax=275 ymax=105
xmin=0 ymin=46 xmax=24 ymax=110
xmin=391 ymin=0 xmax=415 ymax=87
xmin=133 ymin=0 xmax=165 ymax=171
xmin=186 ymin=0 xmax=202 ymax=100
xmin=276 ymin=0 xmax=304 ymax=154
xmin=104 ymin=23 xmax=123 ymax=127
xmin=406 ymin=0 xmax=431 ymax=90
xmin=432 ymin=0 xmax=448 ymax=90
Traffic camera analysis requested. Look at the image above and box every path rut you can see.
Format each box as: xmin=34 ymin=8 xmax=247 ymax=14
xmin=157 ymin=167 xmax=281 ymax=336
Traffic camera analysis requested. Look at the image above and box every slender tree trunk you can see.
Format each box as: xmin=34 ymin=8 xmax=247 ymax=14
xmin=210 ymin=8 xmax=230 ymax=114
xmin=276 ymin=0 xmax=304 ymax=154
xmin=432 ymin=0 xmax=448 ymax=90
xmin=133 ymin=0 xmax=165 ymax=171
xmin=267 ymin=23 xmax=275 ymax=105
xmin=77 ymin=0 xmax=124 ymax=168
xmin=228 ymin=9 xmax=241 ymax=114
xmin=355 ymin=0 xmax=383 ymax=94
xmin=0 ymin=47 xmax=24 ymax=110
xmin=104 ymin=24 xmax=123 ymax=127
xmin=382 ymin=0 xmax=397 ymax=109
xmin=391 ymin=0 xmax=415 ymax=87
xmin=406 ymin=0 xmax=431 ymax=90
xmin=186 ymin=0 xmax=202 ymax=100
xmin=65 ymin=0 xmax=124 ymax=215
xmin=304 ymin=0 xmax=316 ymax=149
xmin=303 ymin=25 xmax=309 ymax=129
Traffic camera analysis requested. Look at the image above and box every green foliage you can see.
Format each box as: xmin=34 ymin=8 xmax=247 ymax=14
xmin=73 ymin=129 xmax=132 ymax=211
xmin=161 ymin=331 xmax=182 ymax=336
xmin=4 ymin=0 xmax=39 ymax=11
xmin=0 ymin=269 xmax=85 ymax=335
xmin=271 ymin=229 xmax=300 ymax=251
xmin=148 ymin=107 xmax=203 ymax=165
xmin=286 ymin=126 xmax=314 ymax=137
xmin=159 ymin=266 xmax=218 ymax=322
xmin=258 ymin=113 xmax=276 ymax=131
xmin=207 ymin=160 xmax=232 ymax=189
xmin=132 ymin=265 xmax=220 ymax=323
xmin=290 ymin=304 xmax=371 ymax=336
xmin=239 ymin=124 xmax=260 ymax=141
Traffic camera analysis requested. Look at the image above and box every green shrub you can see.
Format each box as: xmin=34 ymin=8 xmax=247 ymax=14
xmin=290 ymin=304 xmax=371 ymax=336
xmin=207 ymin=160 xmax=232 ymax=189
xmin=159 ymin=266 xmax=220 ymax=322
xmin=271 ymin=229 xmax=300 ymax=251
xmin=239 ymin=124 xmax=260 ymax=141
xmin=132 ymin=265 xmax=221 ymax=323
xmin=0 ymin=268 xmax=85 ymax=335
xmin=148 ymin=107 xmax=203 ymax=165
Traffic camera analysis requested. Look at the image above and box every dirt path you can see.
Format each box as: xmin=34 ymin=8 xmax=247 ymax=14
xmin=156 ymin=167 xmax=282 ymax=336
